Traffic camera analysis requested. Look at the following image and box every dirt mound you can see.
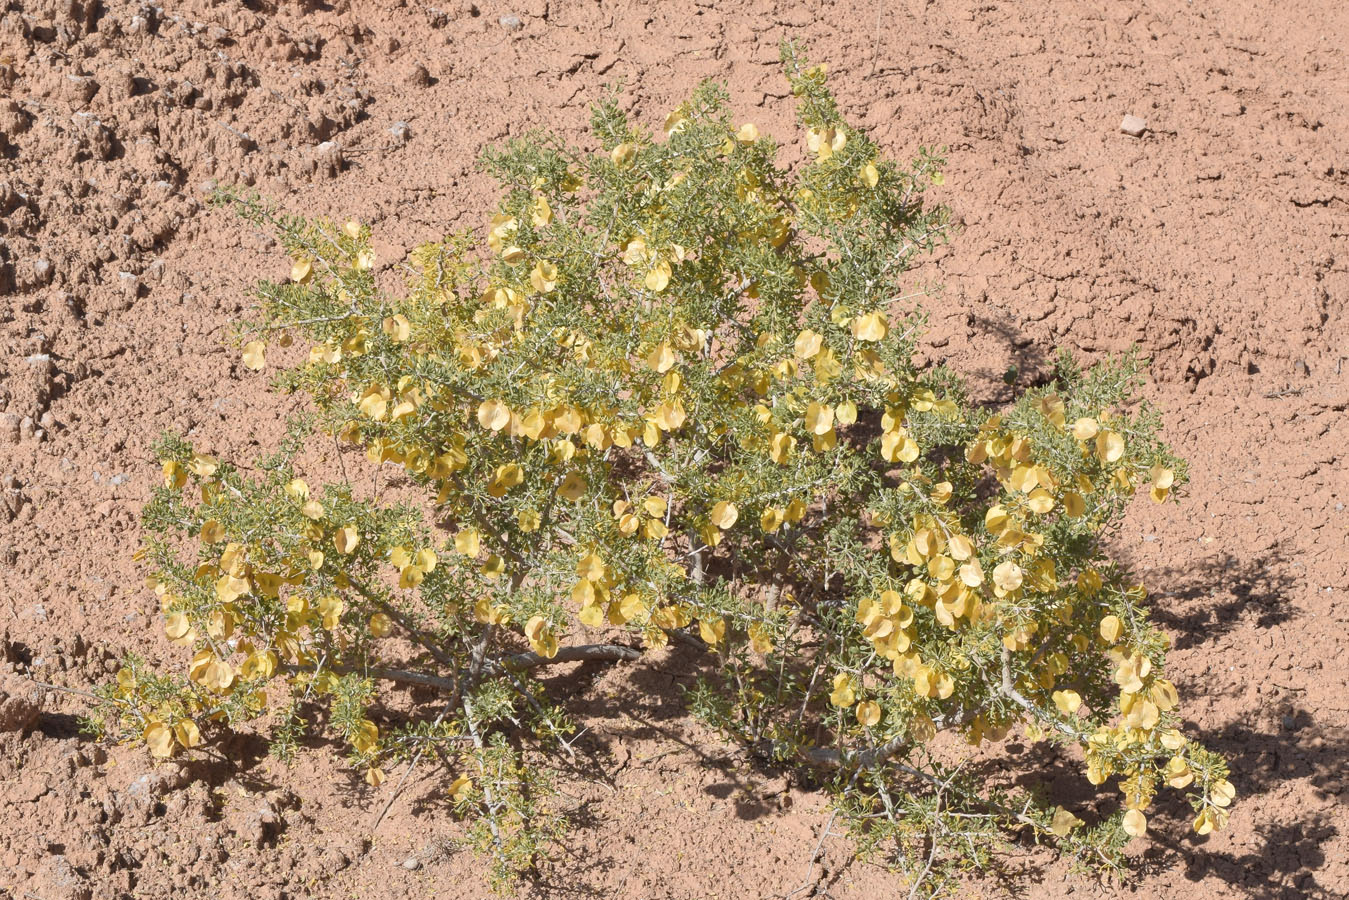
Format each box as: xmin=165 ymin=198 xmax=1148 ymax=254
xmin=1 ymin=2 xmax=1345 ymax=899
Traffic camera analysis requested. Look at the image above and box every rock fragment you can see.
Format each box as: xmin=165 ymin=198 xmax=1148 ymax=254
xmin=0 ymin=669 xmax=44 ymax=733
xmin=0 ymin=413 xmax=19 ymax=444
xmin=405 ymin=62 xmax=432 ymax=87
xmin=313 ymin=141 xmax=345 ymax=178
xmin=1120 ymin=114 xmax=1147 ymax=137
xmin=64 ymin=73 xmax=99 ymax=104
xmin=2 ymin=475 xmax=24 ymax=522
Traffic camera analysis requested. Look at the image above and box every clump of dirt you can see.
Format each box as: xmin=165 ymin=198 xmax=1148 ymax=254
xmin=1 ymin=1 xmax=1346 ymax=899
xmin=0 ymin=670 xmax=44 ymax=734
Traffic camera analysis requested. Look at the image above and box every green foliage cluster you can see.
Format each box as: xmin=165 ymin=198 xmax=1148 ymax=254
xmin=90 ymin=42 xmax=1234 ymax=894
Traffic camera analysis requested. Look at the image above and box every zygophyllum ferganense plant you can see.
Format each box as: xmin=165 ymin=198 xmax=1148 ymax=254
xmin=91 ymin=42 xmax=1236 ymax=894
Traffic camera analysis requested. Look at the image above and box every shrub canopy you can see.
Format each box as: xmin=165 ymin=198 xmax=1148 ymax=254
xmin=94 ymin=41 xmax=1234 ymax=893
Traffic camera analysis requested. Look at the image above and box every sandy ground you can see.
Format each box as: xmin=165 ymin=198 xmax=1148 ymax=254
xmin=1 ymin=1 xmax=1346 ymax=898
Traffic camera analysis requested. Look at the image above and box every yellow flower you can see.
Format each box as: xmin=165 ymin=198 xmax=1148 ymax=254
xmin=748 ymin=622 xmax=774 ymax=655
xmin=559 ymin=472 xmax=587 ymax=501
xmin=610 ymin=142 xmax=637 ymax=168
xmin=455 ymin=529 xmax=480 ymax=557
xmin=488 ymin=463 xmax=525 ymax=497
xmin=334 ymin=524 xmax=360 ymax=555
xmin=992 ymin=561 xmax=1023 ymax=592
xmin=1096 ymin=430 xmax=1125 ymax=464
xmin=851 ymin=311 xmax=888 ymax=342
xmin=663 ymin=107 xmax=688 ymax=136
xmin=880 ymin=430 xmax=918 ymax=463
xmin=709 ymin=501 xmax=739 ymax=530
xmin=769 ymin=432 xmax=796 ymax=464
xmin=530 ymin=260 xmax=558 ymax=293
xmin=477 ymin=399 xmax=511 ymax=432
xmin=794 ymin=329 xmax=823 ymax=359
xmin=1098 ymin=614 xmax=1123 ymax=644
xmin=644 ymin=259 xmax=672 ymax=292
xmin=162 ymin=459 xmax=187 ymax=489
xmin=531 ymin=195 xmax=552 ymax=227
xmin=351 ymin=719 xmax=378 ymax=754
xmin=829 ymin=673 xmax=855 ymax=708
xmin=646 ymin=342 xmax=676 ymax=373
xmin=807 ymin=126 xmax=847 ymax=160
xmin=698 ymin=617 xmax=726 ymax=648
xmin=174 ymin=719 xmax=202 ymax=749
xmin=487 ymin=214 xmax=517 ymax=253
xmin=199 ymin=519 xmax=225 ymax=544
xmin=144 ymin=721 xmax=175 ymax=758
xmin=525 ymin=615 xmax=559 ymax=659
xmin=369 ymin=613 xmax=393 ymax=637
xmin=242 ymin=341 xmax=266 ymax=370
xmin=1050 ymin=807 xmax=1082 ymax=837
xmin=805 ymin=402 xmax=834 ymax=436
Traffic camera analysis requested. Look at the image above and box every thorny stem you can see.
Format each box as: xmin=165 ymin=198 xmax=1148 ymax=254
xmin=1000 ymin=647 xmax=1085 ymax=741
xmin=462 ymin=694 xmax=503 ymax=848
xmin=456 ymin=625 xmax=499 ymax=712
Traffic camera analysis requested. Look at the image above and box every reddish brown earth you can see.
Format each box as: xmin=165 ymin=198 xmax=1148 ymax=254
xmin=2 ymin=1 xmax=1346 ymax=898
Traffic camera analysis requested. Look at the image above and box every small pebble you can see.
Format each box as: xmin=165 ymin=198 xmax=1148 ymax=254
xmin=390 ymin=121 xmax=412 ymax=144
xmin=0 ymin=413 xmax=20 ymax=445
xmin=313 ymin=141 xmax=345 ymax=178
xmin=401 ymin=856 xmax=421 ymax=870
xmin=499 ymin=15 xmax=523 ymax=31
xmin=1120 ymin=114 xmax=1147 ymax=137
xmin=1293 ymin=359 xmax=1309 ymax=378
xmin=1282 ymin=714 xmax=1299 ymax=731
xmin=405 ymin=62 xmax=431 ymax=87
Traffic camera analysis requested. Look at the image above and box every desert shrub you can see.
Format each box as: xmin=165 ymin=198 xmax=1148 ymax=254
xmin=90 ymin=42 xmax=1235 ymax=894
